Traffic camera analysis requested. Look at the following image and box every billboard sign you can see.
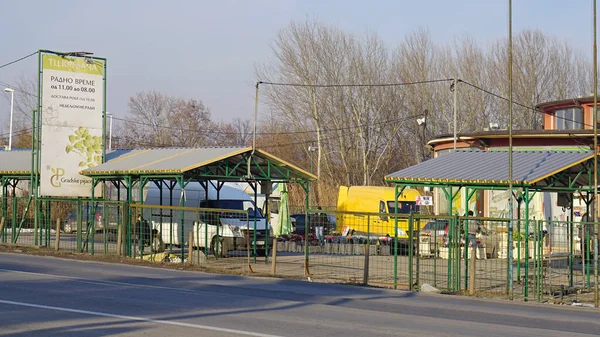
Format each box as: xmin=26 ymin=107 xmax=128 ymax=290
xmin=40 ymin=54 xmax=105 ymax=197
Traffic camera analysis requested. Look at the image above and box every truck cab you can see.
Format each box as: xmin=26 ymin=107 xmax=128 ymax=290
xmin=145 ymin=182 xmax=270 ymax=257
xmin=337 ymin=185 xmax=422 ymax=238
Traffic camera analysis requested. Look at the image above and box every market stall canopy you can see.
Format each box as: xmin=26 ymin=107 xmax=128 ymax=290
xmin=385 ymin=150 xmax=594 ymax=189
xmin=79 ymin=146 xmax=316 ymax=182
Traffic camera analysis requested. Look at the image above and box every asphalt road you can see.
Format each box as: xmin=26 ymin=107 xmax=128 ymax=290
xmin=0 ymin=253 xmax=599 ymax=337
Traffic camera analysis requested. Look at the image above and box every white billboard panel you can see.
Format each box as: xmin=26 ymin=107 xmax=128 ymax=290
xmin=40 ymin=54 xmax=104 ymax=197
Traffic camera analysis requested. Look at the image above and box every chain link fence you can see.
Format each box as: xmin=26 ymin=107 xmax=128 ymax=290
xmin=1 ymin=197 xmax=598 ymax=305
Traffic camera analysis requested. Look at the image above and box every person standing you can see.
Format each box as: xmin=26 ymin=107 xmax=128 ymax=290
xmin=136 ymin=214 xmax=151 ymax=247
xmin=314 ymin=207 xmax=327 ymax=244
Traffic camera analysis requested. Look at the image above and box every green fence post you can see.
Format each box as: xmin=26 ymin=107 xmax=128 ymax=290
xmin=393 ymin=210 xmax=398 ymax=289
xmin=44 ymin=200 xmax=48 ymax=247
xmin=594 ymin=222 xmax=598 ymax=308
xmin=569 ymin=218 xmax=574 ymax=288
xmin=587 ymin=230 xmax=591 ymax=291
xmin=304 ymin=182 xmax=310 ymax=277
xmin=103 ymin=204 xmax=107 ymax=254
xmin=38 ymin=200 xmax=42 ymax=247
xmin=516 ymin=220 xmax=521 ymax=288
xmin=1 ymin=187 xmax=6 ymax=243
xmin=11 ymin=197 xmax=16 ymax=243
xmin=447 ymin=216 xmax=453 ymax=292
xmin=76 ymin=199 xmax=82 ymax=252
xmin=365 ymin=214 xmax=370 ymax=286
xmin=46 ymin=200 xmax=51 ymax=248
xmin=539 ymin=219 xmax=544 ymax=302
xmin=506 ymin=218 xmax=511 ymax=297
xmin=408 ymin=213 xmax=414 ymax=291
xmin=415 ymin=215 xmax=420 ymax=288
xmin=205 ymin=213 xmax=209 ymax=258
xmin=33 ymin=198 xmax=38 ymax=246
xmin=464 ymin=215 xmax=469 ymax=292
xmin=393 ymin=185 xmax=399 ymax=289
xmin=433 ymin=215 xmax=437 ymax=288
xmin=533 ymin=219 xmax=538 ymax=301
xmin=456 ymin=214 xmax=461 ymax=292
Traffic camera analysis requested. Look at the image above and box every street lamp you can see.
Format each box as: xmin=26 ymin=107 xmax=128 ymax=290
xmin=308 ymin=145 xmax=318 ymax=175
xmin=3 ymin=88 xmax=14 ymax=151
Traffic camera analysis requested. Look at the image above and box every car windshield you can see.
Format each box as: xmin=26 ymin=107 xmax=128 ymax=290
xmin=424 ymin=220 xmax=447 ymax=231
xmin=386 ymin=201 xmax=419 ymax=214
xmin=291 ymin=214 xmax=305 ymax=226
xmin=201 ymin=200 xmax=264 ymax=218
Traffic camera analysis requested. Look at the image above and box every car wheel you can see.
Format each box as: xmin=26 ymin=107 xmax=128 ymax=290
xmin=64 ymin=222 xmax=74 ymax=234
xmin=210 ymin=237 xmax=218 ymax=257
xmin=220 ymin=239 xmax=230 ymax=258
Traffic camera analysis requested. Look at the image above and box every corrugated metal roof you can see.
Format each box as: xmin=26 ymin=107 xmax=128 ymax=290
xmin=0 ymin=149 xmax=142 ymax=175
xmin=80 ymin=147 xmax=316 ymax=181
xmin=385 ymin=150 xmax=593 ymax=186
xmin=0 ymin=147 xmax=316 ymax=181
xmin=0 ymin=150 xmax=33 ymax=175
xmin=81 ymin=147 xmax=249 ymax=174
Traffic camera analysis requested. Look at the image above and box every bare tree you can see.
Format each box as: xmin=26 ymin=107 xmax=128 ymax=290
xmin=1 ymin=76 xmax=37 ymax=148
xmin=211 ymin=118 xmax=253 ymax=146
xmin=168 ymin=98 xmax=212 ymax=147
xmin=119 ymin=91 xmax=212 ymax=148
xmin=256 ymin=19 xmax=410 ymax=198
xmin=487 ymin=29 xmax=590 ymax=130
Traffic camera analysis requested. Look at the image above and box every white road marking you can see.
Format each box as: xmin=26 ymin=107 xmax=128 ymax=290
xmin=0 ymin=299 xmax=284 ymax=337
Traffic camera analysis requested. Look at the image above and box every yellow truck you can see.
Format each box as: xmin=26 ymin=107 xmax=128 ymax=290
xmin=336 ymin=185 xmax=423 ymax=238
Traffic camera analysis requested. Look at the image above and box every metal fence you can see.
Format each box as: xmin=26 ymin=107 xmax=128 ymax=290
xmin=1 ymin=198 xmax=598 ymax=305
xmin=1 ymin=197 xmax=124 ymax=255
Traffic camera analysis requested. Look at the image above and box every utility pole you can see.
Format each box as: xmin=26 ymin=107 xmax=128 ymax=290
xmin=453 ymin=79 xmax=458 ymax=151
xmin=507 ymin=0 xmax=514 ymax=301
xmin=593 ymin=0 xmax=599 ymax=308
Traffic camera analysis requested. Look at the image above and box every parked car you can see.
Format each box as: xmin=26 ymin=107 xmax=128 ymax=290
xmin=290 ymin=213 xmax=335 ymax=236
xmin=420 ymin=219 xmax=450 ymax=247
xmin=421 ymin=219 xmax=449 ymax=238
xmin=63 ymin=204 xmax=119 ymax=234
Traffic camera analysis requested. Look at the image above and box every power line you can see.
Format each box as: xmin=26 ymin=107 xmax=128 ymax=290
xmin=258 ymin=78 xmax=454 ymax=88
xmin=1 ymin=72 xmax=593 ymax=137
xmin=0 ymin=80 xmax=36 ymax=122
xmin=459 ymin=79 xmax=593 ymax=128
xmin=0 ymin=51 xmax=38 ymax=71
xmin=261 ymin=78 xmax=591 ymax=128
xmin=111 ymin=112 xmax=422 ymax=136
xmin=0 ymin=127 xmax=32 ymax=138
xmin=0 ymin=79 xmax=37 ymax=98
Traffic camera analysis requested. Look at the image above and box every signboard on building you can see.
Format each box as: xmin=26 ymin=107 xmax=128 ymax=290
xmin=416 ymin=195 xmax=433 ymax=206
xmin=39 ymin=54 xmax=105 ymax=197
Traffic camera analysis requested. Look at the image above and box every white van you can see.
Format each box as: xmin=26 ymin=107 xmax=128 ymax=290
xmin=228 ymin=182 xmax=292 ymax=236
xmin=144 ymin=182 xmax=269 ymax=257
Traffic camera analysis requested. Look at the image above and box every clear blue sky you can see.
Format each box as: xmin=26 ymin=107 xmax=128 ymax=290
xmin=0 ymin=0 xmax=595 ymax=131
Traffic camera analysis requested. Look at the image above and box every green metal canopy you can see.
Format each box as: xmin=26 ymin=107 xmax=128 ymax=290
xmin=80 ymin=146 xmax=316 ymax=182
xmin=385 ymin=150 xmax=594 ymax=190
